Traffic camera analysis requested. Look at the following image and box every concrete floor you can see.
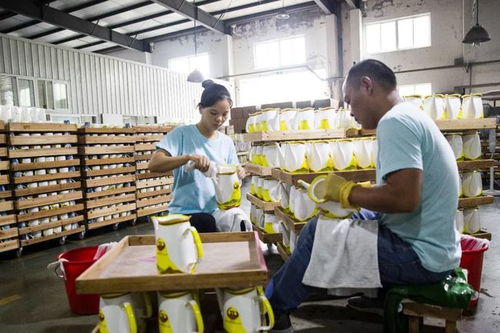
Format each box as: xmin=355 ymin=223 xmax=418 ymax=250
xmin=1 ymin=198 xmax=499 ymax=332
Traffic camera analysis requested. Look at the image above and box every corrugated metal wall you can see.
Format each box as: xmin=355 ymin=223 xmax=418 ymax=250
xmin=0 ymin=34 xmax=202 ymax=122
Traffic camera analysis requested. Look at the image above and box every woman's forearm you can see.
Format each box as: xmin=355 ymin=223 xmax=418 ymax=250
xmin=149 ymin=151 xmax=190 ymax=173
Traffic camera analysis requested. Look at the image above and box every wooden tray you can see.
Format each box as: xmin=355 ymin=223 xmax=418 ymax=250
xmin=0 ymin=227 xmax=18 ymax=240
xmin=135 ymin=134 xmax=164 ymax=142
xmin=79 ymin=128 xmax=134 ymax=134
xmin=86 ymin=193 xmax=137 ymax=209
xmin=18 ymin=215 xmax=84 ymax=235
xmin=8 ymin=123 xmax=77 ymax=132
xmin=135 ymin=153 xmax=153 ymax=161
xmin=0 ymin=214 xmax=16 ymax=227
xmin=9 ymin=135 xmax=77 ymax=145
xmin=0 ymin=160 xmax=10 ymax=171
xmin=136 ymin=195 xmax=171 ymax=209
xmin=136 ymin=177 xmax=173 ymax=189
xmin=243 ymin=128 xmax=358 ymax=143
xmin=76 ymin=232 xmax=268 ymax=294
xmin=87 ymin=214 xmax=137 ymax=230
xmin=0 ymin=239 xmax=19 ymax=253
xmin=13 ymin=171 xmax=81 ymax=184
xmin=80 ymin=146 xmax=135 ymax=155
xmin=252 ymin=223 xmax=282 ymax=244
xmin=8 ymin=147 xmax=77 ymax=158
xmin=137 ymin=204 xmax=169 ymax=217
xmin=15 ymin=181 xmax=82 ymax=197
xmin=0 ymin=200 xmax=14 ymax=212
xmin=247 ymin=193 xmax=279 ymax=212
xmin=245 ymin=163 xmax=273 ymax=176
xmin=272 ymin=168 xmax=376 ymax=186
xmin=16 ymin=191 xmax=82 ymax=210
xmin=17 ymin=204 xmax=84 ymax=222
xmin=83 ymin=166 xmax=136 ymax=177
xmin=274 ymin=206 xmax=306 ymax=233
xmin=0 ymin=190 xmax=12 ymax=200
xmin=136 ymin=188 xmax=171 ymax=199
xmin=0 ymin=174 xmax=9 ymax=185
xmin=136 ymin=172 xmax=172 ymax=180
xmin=457 ymin=159 xmax=497 ymax=170
xmin=83 ymin=157 xmax=135 ymax=166
xmin=79 ymin=136 xmax=136 ymax=144
xmin=20 ymin=226 xmax=85 ymax=247
xmin=11 ymin=159 xmax=80 ymax=171
xmin=458 ymin=195 xmax=494 ymax=208
xmin=86 ymin=187 xmax=136 ymax=199
xmin=0 ymin=133 xmax=6 ymax=144
xmin=134 ymin=126 xmax=173 ymax=133
xmin=85 ymin=174 xmax=135 ymax=188
xmin=135 ymin=143 xmax=157 ymax=151
xmin=87 ymin=203 xmax=136 ymax=219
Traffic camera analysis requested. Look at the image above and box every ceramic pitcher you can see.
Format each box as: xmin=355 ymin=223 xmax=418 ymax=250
xmin=423 ymin=94 xmax=446 ymax=120
xmin=216 ymin=287 xmax=274 ymax=333
xmin=281 ymin=141 xmax=308 ymax=173
xmin=295 ymin=107 xmax=315 ymax=130
xmin=353 ymin=138 xmax=373 ymax=169
xmin=336 ymin=108 xmax=352 ymax=129
xmin=293 ymin=187 xmax=318 ymax=221
xmin=455 ymin=209 xmax=465 ymax=233
xmin=403 ymin=95 xmax=423 ymax=110
xmin=279 ymin=108 xmax=298 ymax=131
xmin=256 ymin=177 xmax=265 ymax=199
xmin=211 ymin=165 xmax=241 ymax=209
xmin=314 ymin=107 xmax=336 ymax=130
xmin=330 ymin=140 xmax=356 ymax=170
xmin=261 ymin=108 xmax=280 ymax=132
xmin=99 ymin=293 xmax=138 ymax=333
xmin=246 ymin=114 xmax=257 ymax=133
xmin=371 ymin=139 xmax=378 ymax=168
xmin=446 ymin=134 xmax=464 ymax=160
xmin=445 ymin=94 xmax=462 ymax=120
xmin=157 ymin=290 xmax=203 ymax=333
xmin=462 ymin=94 xmax=483 ymax=119
xmin=463 ymin=133 xmax=481 ymax=160
xmin=279 ymin=182 xmax=291 ymax=212
xmin=279 ymin=221 xmax=291 ymax=252
xmin=464 ymin=208 xmax=481 ymax=234
xmin=255 ymin=145 xmax=264 ymax=166
xmin=308 ymin=141 xmax=333 ymax=172
xmin=153 ymin=214 xmax=204 ymax=274
xmin=262 ymin=178 xmax=280 ymax=202
xmin=261 ymin=143 xmax=281 ymax=168
xmin=260 ymin=213 xmax=280 ymax=233
xmin=250 ymin=176 xmax=259 ymax=195
xmin=462 ymin=171 xmax=482 ymax=197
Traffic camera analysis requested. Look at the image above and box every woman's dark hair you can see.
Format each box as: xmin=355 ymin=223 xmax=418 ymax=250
xmin=199 ymin=79 xmax=233 ymax=108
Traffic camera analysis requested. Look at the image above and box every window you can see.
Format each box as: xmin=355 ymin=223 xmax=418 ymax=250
xmin=254 ymin=35 xmax=306 ymax=69
xmin=53 ymin=82 xmax=68 ymax=109
xmin=238 ymin=69 xmax=329 ymax=107
xmin=37 ymin=80 xmax=69 ymax=111
xmin=0 ymin=75 xmax=16 ymax=106
xmin=366 ymin=13 xmax=431 ymax=54
xmin=168 ymin=53 xmax=210 ymax=78
xmin=399 ymin=83 xmax=432 ymax=97
xmin=18 ymin=79 xmax=35 ymax=107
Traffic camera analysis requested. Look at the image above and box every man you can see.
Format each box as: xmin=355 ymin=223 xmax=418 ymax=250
xmin=267 ymin=59 xmax=461 ymax=332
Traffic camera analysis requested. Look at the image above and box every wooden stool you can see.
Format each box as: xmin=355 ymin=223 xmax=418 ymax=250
xmin=402 ymin=300 xmax=462 ymax=333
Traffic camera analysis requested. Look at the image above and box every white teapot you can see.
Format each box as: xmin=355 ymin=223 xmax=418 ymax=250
xmin=211 ymin=164 xmax=241 ymax=210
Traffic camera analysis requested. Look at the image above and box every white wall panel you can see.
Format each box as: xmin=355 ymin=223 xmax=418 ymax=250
xmin=0 ymin=33 xmax=202 ymax=123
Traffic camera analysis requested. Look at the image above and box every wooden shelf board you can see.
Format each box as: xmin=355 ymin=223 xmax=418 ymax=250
xmin=85 ymin=186 xmax=136 ymax=199
xmin=86 ymin=193 xmax=137 ymax=209
xmin=458 ymin=196 xmax=494 ymax=208
xmin=80 ymin=146 xmax=135 ymax=155
xmin=136 ymin=177 xmax=173 ymax=189
xmin=8 ymin=123 xmax=77 ymax=132
xmin=246 ymin=193 xmax=279 ymax=211
xmin=244 ymin=163 xmax=273 ymax=176
xmin=82 ymin=157 xmax=134 ymax=166
xmin=0 ymin=227 xmax=18 ymax=240
xmin=137 ymin=195 xmax=171 ymax=208
xmin=0 ymin=214 xmax=16 ymax=227
xmin=18 ymin=204 xmax=85 ymax=222
xmin=9 ymin=135 xmax=77 ymax=146
xmin=12 ymin=159 xmax=79 ymax=171
xmin=16 ymin=191 xmax=82 ymax=210
xmin=87 ymin=214 xmax=137 ymax=230
xmin=134 ymin=143 xmax=157 ymax=151
xmin=0 ymin=174 xmax=9 ymax=185
xmin=252 ymin=223 xmax=282 ymax=243
xmin=272 ymin=168 xmax=375 ymax=186
xmin=276 ymin=242 xmax=290 ymax=261
xmin=0 ymin=160 xmax=9 ymax=170
xmin=79 ymin=136 xmax=136 ymax=144
xmin=243 ymin=128 xmax=358 ymax=142
xmin=85 ymin=174 xmax=135 ymax=188
xmin=137 ymin=204 xmax=168 ymax=217
xmin=0 ymin=239 xmax=19 ymax=253
xmin=135 ymin=172 xmax=171 ymax=180
xmin=274 ymin=206 xmax=306 ymax=233
xmin=0 ymin=147 xmax=7 ymax=157
xmin=457 ymin=159 xmax=497 ymax=170
xmin=135 ymin=153 xmax=152 ymax=161
xmin=20 ymin=226 xmax=85 ymax=247
xmin=135 ymin=134 xmax=164 ymax=142
xmin=15 ymin=182 xmax=82 ymax=197
xmin=9 ymin=147 xmax=78 ymax=158
xmin=0 ymin=190 xmax=12 ymax=200
xmin=0 ymin=134 xmax=6 ymax=144
xmin=83 ymin=166 xmax=136 ymax=177
xmin=135 ymin=161 xmax=149 ymax=170
xmin=87 ymin=203 xmax=136 ymax=219
xmin=19 ymin=220 xmax=63 ymax=235
xmin=134 ymin=126 xmax=173 ymax=133
xmin=0 ymin=200 xmax=13 ymax=212
xmin=14 ymin=171 xmax=80 ymax=184
xmin=136 ymin=188 xmax=171 ymax=199
xmin=78 ymin=128 xmax=134 ymax=134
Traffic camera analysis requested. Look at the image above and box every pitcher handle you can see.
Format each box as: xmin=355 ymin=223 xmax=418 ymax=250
xmin=189 ymin=227 xmax=204 ymax=261
xmin=143 ymin=292 xmax=153 ymax=318
xmin=123 ymin=302 xmax=137 ymax=333
xmin=257 ymin=295 xmax=275 ymax=331
xmin=188 ymin=300 xmax=204 ymax=333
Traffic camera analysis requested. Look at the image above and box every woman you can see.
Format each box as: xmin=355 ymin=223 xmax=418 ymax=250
xmin=149 ymin=80 xmax=245 ymax=232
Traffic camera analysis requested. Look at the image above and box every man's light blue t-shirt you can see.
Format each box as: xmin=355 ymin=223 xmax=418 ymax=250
xmin=156 ymin=125 xmax=238 ymax=215
xmin=376 ymin=102 xmax=461 ymax=273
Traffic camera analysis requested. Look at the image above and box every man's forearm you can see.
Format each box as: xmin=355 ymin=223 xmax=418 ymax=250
xmin=349 ymin=185 xmax=418 ymax=213
xmin=149 ymin=154 xmax=190 ymax=173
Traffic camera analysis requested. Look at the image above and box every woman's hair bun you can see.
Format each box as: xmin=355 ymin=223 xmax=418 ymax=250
xmin=201 ymin=79 xmax=215 ymax=89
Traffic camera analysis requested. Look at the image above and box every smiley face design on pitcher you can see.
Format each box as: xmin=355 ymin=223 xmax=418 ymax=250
xmin=227 ymin=307 xmax=240 ymax=320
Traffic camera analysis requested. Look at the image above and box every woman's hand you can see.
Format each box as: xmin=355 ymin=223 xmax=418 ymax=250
xmin=187 ymin=154 xmax=210 ymax=172
xmin=237 ymin=165 xmax=247 ymax=179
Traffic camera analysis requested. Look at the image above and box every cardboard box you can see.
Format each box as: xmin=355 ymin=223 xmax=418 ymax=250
xmin=296 ymin=100 xmax=312 ymax=108
xmin=261 ymin=102 xmax=293 ymax=109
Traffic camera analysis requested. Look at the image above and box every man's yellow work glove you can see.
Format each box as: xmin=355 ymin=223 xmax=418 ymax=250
xmin=324 ymin=173 xmax=360 ymax=209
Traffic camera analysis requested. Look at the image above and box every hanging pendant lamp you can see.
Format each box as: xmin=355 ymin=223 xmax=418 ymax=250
xmin=462 ymin=0 xmax=490 ymax=45
xmin=187 ymin=0 xmax=204 ymax=82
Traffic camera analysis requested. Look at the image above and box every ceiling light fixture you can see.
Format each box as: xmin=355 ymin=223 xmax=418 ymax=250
xmin=462 ymin=0 xmax=490 ymax=46
xmin=187 ymin=0 xmax=204 ymax=83
xmin=275 ymin=0 xmax=290 ymax=20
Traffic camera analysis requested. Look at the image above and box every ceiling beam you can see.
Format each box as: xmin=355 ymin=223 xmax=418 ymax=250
xmin=150 ymin=0 xmax=229 ymax=35
xmin=344 ymin=0 xmax=361 ymax=10
xmin=313 ymin=0 xmax=339 ymax=14
xmin=28 ymin=0 xmax=148 ymax=39
xmin=2 ymin=0 xmax=108 ymax=34
xmin=0 ymin=1 xmax=152 ymax=52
